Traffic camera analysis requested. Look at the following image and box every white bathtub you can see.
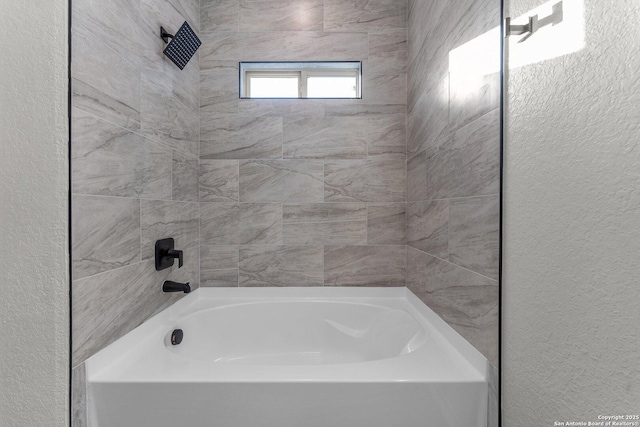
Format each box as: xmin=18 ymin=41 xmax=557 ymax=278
xmin=86 ymin=288 xmax=490 ymax=427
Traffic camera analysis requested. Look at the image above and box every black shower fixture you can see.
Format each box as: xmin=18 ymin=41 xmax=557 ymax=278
xmin=160 ymin=21 xmax=201 ymax=70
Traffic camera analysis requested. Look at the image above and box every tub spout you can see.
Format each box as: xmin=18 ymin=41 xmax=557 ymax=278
xmin=163 ymin=280 xmax=191 ymax=294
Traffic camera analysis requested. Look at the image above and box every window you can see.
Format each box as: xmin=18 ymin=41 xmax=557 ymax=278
xmin=240 ymin=62 xmax=362 ymax=99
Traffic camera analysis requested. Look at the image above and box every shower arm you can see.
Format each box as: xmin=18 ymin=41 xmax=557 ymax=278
xmin=160 ymin=27 xmax=174 ymax=43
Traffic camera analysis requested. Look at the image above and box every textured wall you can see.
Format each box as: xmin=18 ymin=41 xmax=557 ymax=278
xmin=405 ymin=0 xmax=501 ymax=365
xmin=71 ymin=0 xmax=201 ymax=368
xmin=0 ymin=1 xmax=69 ymax=425
xmin=198 ymin=0 xmax=408 ymax=288
xmin=503 ymin=0 xmax=640 ymax=424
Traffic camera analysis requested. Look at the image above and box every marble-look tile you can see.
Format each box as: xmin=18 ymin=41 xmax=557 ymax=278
xmin=324 ymin=158 xmax=406 ymax=202
xmin=405 ymin=0 xmax=500 ymax=371
xmin=487 ymin=361 xmax=499 ymax=427
xmin=446 ymin=0 xmax=499 ymax=60
xmin=367 ymin=204 xmax=406 ymax=245
xmin=325 ymin=245 xmax=406 ymax=287
xmin=363 ymin=74 xmax=407 ymax=106
xmin=407 ymin=247 xmax=498 ymax=365
xmin=407 ymin=35 xmax=449 ymax=114
xmin=407 ymin=0 xmax=451 ymax=73
xmin=450 ymin=109 xmax=500 ymax=196
xmin=72 ymin=247 xmax=199 ymax=365
xmin=200 ymin=116 xmax=283 ymax=159
xmin=174 ymin=0 xmax=200 ymax=32
xmin=201 ymin=245 xmax=239 ymax=270
xmin=283 ymin=117 xmax=367 ymax=159
xmin=72 ymin=109 xmax=171 ymax=199
xmin=368 ymin=30 xmax=408 ymax=75
xmin=200 ymin=32 xmax=285 ymax=61
xmin=141 ymin=0 xmax=200 ymax=37
xmin=324 ymin=102 xmax=406 ymax=117
xmin=283 ymin=203 xmax=367 ymax=245
xmin=172 ymin=58 xmax=201 ymax=112
xmin=238 ymin=99 xmax=325 ymax=117
xmin=407 ymin=150 xmax=427 ymax=202
xmin=425 ymin=109 xmax=500 ymax=200
xmin=141 ymin=200 xmax=199 ymax=260
xmin=201 ymin=203 xmax=282 ymax=245
xmin=239 ymin=0 xmax=323 ymax=31
xmin=283 ymin=32 xmax=369 ymax=61
xmin=407 ymin=200 xmax=449 ymax=258
xmin=239 ymin=160 xmax=324 ymax=202
xmin=407 ymin=0 xmax=447 ymax=65
xmin=239 ymin=246 xmax=323 ymax=287
xmin=140 ymin=72 xmax=199 ymax=157
xmin=324 ymin=0 xmax=406 ymax=31
xmin=199 ymin=160 xmax=239 ymax=202
xmin=450 ymin=71 xmax=500 ymax=133
xmin=72 ymin=0 xmax=147 ymax=72
xmin=72 ymin=195 xmax=141 ymax=280
xmin=71 ymin=28 xmax=140 ymax=132
xmin=201 ymin=269 xmax=239 ymax=287
xmin=407 ymin=75 xmax=449 ymax=158
xmin=72 ymin=363 xmax=87 ymax=427
xmin=200 ymin=64 xmax=238 ymax=113
xmin=367 ymin=115 xmax=406 ymax=158
xmin=201 ymin=0 xmax=238 ymax=32
xmin=200 ymin=245 xmax=239 ymax=287
xmin=449 ymin=196 xmax=499 ymax=280
xmin=172 ymin=151 xmax=198 ymax=202
xmin=420 ymin=0 xmax=480 ymax=54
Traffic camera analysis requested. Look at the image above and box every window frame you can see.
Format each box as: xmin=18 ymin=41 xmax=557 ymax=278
xmin=240 ymin=62 xmax=362 ymax=99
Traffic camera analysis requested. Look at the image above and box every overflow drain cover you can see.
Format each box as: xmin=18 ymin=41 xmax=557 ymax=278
xmin=171 ymin=329 xmax=184 ymax=345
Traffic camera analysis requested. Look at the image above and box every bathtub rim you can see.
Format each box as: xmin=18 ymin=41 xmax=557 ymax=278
xmin=85 ymin=287 xmax=489 ymax=384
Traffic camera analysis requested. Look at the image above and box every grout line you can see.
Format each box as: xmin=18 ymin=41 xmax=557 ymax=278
xmin=403 ymin=69 xmax=408 ymax=286
xmin=72 ymin=106 xmax=200 ymax=161
xmin=216 ymin=243 xmax=405 ymax=248
xmin=170 ymin=150 xmax=174 ymax=200
xmin=139 ymin=198 xmax=143 ymax=264
xmin=322 ymin=244 xmax=325 ymax=287
xmin=414 ymin=194 xmax=501 ymax=203
xmin=72 ymin=192 xmax=201 ymax=203
xmin=365 ymin=202 xmax=369 ymax=243
xmin=322 ymin=160 xmax=326 ymax=203
xmin=73 ymin=258 xmax=152 ymax=283
xmin=446 ymin=197 xmax=451 ymax=261
xmin=408 ymin=245 xmax=499 ymax=283
xmin=197 ymin=1 xmax=202 ymax=290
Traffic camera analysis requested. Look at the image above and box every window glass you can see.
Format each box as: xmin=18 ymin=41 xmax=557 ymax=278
xmin=248 ymin=76 xmax=299 ymax=98
xmin=240 ymin=62 xmax=362 ymax=99
xmin=307 ymin=76 xmax=358 ymax=98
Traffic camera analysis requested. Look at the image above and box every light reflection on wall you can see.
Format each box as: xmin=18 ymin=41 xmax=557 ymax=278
xmin=449 ymin=0 xmax=585 ymax=99
xmin=449 ymin=27 xmax=501 ymax=96
xmin=296 ymin=4 xmax=313 ymax=28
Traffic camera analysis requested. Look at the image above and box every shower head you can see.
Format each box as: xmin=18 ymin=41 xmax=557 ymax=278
xmin=160 ymin=22 xmax=201 ymax=70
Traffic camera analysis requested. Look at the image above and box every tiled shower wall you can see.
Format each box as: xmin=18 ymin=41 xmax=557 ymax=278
xmin=198 ymin=0 xmax=408 ymax=287
xmin=70 ymin=0 xmax=201 ymax=372
xmin=405 ymin=0 xmax=500 ymax=365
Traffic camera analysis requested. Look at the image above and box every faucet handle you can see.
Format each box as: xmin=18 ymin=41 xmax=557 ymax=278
xmin=155 ymin=238 xmax=185 ymax=270
xmin=167 ymin=249 xmax=184 ymax=268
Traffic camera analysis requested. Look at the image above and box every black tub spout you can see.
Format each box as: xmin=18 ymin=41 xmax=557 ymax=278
xmin=163 ymin=281 xmax=191 ymax=294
